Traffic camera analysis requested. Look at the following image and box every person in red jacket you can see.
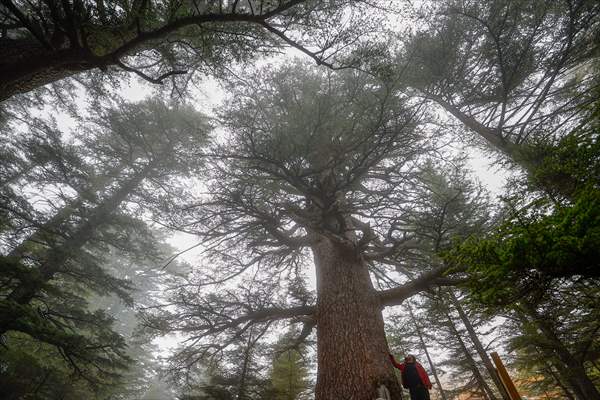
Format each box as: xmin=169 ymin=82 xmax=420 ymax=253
xmin=389 ymin=353 xmax=432 ymax=400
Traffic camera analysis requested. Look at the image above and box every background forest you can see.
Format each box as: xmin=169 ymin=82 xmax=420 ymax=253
xmin=1 ymin=0 xmax=599 ymax=399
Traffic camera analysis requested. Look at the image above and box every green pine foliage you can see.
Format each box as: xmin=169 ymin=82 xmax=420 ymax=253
xmin=447 ymin=95 xmax=600 ymax=304
xmin=0 ymin=332 xmax=126 ymax=399
xmin=442 ymin=88 xmax=600 ymax=398
xmin=0 ymin=98 xmax=209 ymax=398
xmin=1 ymin=1 xmax=600 ymax=398
xmin=269 ymin=331 xmax=311 ymax=400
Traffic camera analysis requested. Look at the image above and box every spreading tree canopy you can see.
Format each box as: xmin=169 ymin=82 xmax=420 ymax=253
xmin=401 ymin=0 xmax=600 ymax=181
xmin=2 ymin=2 xmax=599 ymax=399
xmin=142 ymin=62 xmax=470 ymax=400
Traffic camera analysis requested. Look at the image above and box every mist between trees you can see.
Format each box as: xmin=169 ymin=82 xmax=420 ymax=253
xmin=1 ymin=0 xmax=599 ymax=399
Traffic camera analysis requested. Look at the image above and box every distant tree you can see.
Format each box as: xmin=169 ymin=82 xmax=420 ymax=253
xmin=270 ymin=329 xmax=311 ymax=400
xmin=378 ymin=158 xmax=492 ymax=274
xmin=0 ymin=98 xmax=209 ymax=386
xmin=178 ymin=326 xmax=272 ymax=400
xmin=512 ymin=346 xmax=577 ymax=400
xmin=141 ymin=377 xmax=177 ymax=400
xmin=0 ymin=332 xmax=120 ymax=400
xmin=383 ymin=162 xmax=507 ymax=400
xmin=88 ymin=241 xmax=189 ymax=399
xmin=436 ymin=294 xmax=505 ymax=400
xmin=406 ymin=302 xmax=448 ymax=400
xmin=492 ymin=282 xmax=600 ymax=400
xmin=0 ymin=242 xmax=181 ymax=400
xmin=400 ymin=0 xmax=600 ymax=187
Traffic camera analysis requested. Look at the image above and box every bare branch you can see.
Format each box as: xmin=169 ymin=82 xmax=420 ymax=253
xmin=115 ymin=59 xmax=187 ymax=84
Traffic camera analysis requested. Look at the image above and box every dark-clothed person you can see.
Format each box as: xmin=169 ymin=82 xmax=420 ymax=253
xmin=389 ymin=354 xmax=432 ymax=400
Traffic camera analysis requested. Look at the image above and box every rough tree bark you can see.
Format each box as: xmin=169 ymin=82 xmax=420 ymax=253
xmin=0 ymin=37 xmax=98 ymax=101
xmin=312 ymin=235 xmax=403 ymax=400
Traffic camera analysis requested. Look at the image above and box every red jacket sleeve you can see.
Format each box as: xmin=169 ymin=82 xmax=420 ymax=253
xmin=416 ymin=363 xmax=432 ymax=389
xmin=389 ymin=354 xmax=405 ymax=371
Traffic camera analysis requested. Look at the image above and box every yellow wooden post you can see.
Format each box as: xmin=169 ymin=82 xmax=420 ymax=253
xmin=490 ymin=352 xmax=521 ymax=400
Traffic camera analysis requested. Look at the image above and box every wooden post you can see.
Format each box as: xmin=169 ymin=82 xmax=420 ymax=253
xmin=490 ymin=352 xmax=521 ymax=400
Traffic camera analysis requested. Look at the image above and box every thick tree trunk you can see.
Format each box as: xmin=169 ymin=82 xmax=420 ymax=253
xmin=520 ymin=302 xmax=600 ymax=400
xmin=449 ymin=293 xmax=511 ymax=400
xmin=407 ymin=302 xmax=447 ymax=400
xmin=0 ymin=38 xmax=97 ymax=102
xmin=312 ymin=235 xmax=403 ymax=400
xmin=444 ymin=309 xmax=498 ymax=400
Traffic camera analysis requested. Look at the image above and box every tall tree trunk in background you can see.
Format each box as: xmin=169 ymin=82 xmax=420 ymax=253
xmin=426 ymin=94 xmax=519 ymax=160
xmin=544 ymin=364 xmax=576 ymax=400
xmin=427 ymin=94 xmax=580 ymax=201
xmin=312 ymin=235 xmax=403 ymax=400
xmin=6 ymin=162 xmax=125 ymax=259
xmin=0 ymin=166 xmax=150 ymax=334
xmin=449 ymin=292 xmax=511 ymax=400
xmin=443 ymin=308 xmax=497 ymax=400
xmin=519 ymin=302 xmax=600 ymax=400
xmin=524 ymin=314 xmax=582 ymax=400
xmin=236 ymin=331 xmax=254 ymax=400
xmin=285 ymin=350 xmax=293 ymax=400
xmin=407 ymin=302 xmax=447 ymax=400
xmin=6 ymin=199 xmax=83 ymax=259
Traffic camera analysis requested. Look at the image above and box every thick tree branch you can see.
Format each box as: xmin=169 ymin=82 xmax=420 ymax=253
xmin=146 ymin=304 xmax=316 ymax=338
xmin=377 ymin=267 xmax=460 ymax=307
xmin=205 ymin=305 xmax=315 ymax=333
xmin=261 ymin=221 xmax=312 ymax=248
xmin=0 ymin=0 xmax=349 ymax=101
xmin=106 ymin=0 xmax=313 ymax=62
xmin=363 ymin=233 xmax=419 ymax=261
xmin=424 ymin=92 xmax=516 ymax=156
xmin=0 ymin=0 xmax=50 ymax=48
